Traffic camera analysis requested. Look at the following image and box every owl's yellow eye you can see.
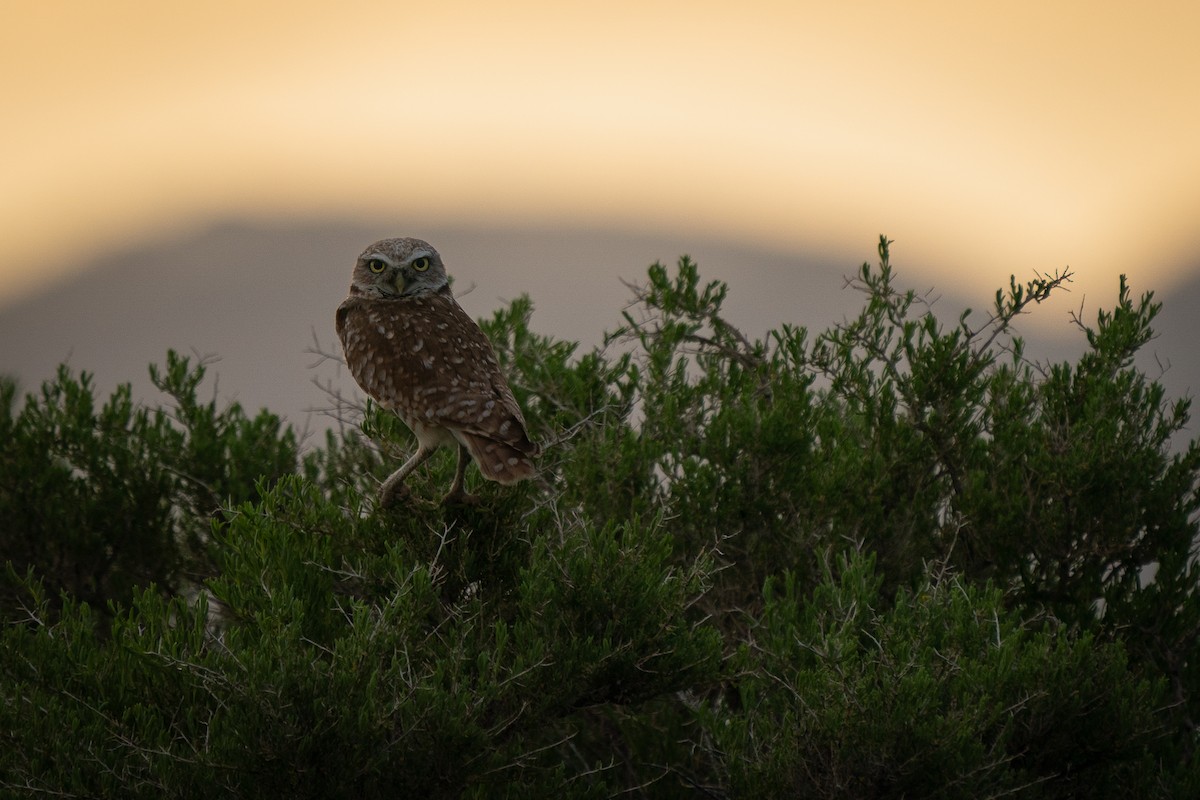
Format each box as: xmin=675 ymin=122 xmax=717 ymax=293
xmin=367 ymin=258 xmax=387 ymax=274
xmin=411 ymin=256 xmax=431 ymax=272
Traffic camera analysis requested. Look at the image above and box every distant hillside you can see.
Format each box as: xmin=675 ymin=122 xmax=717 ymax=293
xmin=1 ymin=217 xmax=1195 ymax=439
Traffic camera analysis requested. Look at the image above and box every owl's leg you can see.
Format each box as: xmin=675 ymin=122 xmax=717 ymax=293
xmin=378 ymin=445 xmax=438 ymax=509
xmin=441 ymin=444 xmax=481 ymax=505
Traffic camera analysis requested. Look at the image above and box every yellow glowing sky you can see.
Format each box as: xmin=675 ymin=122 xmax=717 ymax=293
xmin=3 ymin=1 xmax=1198 ymax=309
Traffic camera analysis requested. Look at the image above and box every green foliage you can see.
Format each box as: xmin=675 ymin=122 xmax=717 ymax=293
xmin=3 ymin=236 xmax=1198 ymax=797
xmin=716 ymin=553 xmax=1172 ymax=798
xmin=0 ymin=352 xmax=296 ymax=625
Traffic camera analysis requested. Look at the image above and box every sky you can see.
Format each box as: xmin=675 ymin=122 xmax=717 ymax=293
xmin=3 ymin=0 xmax=1198 ymax=320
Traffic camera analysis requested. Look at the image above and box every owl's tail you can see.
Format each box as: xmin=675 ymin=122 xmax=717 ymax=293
xmin=458 ymin=431 xmax=540 ymax=485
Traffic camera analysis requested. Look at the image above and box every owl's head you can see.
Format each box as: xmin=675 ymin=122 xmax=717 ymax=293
xmin=350 ymin=238 xmax=448 ymax=298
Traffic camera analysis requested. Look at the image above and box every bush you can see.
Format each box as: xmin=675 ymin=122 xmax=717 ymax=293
xmin=713 ymin=553 xmax=1172 ymax=799
xmin=2 ymin=236 xmax=1196 ymax=797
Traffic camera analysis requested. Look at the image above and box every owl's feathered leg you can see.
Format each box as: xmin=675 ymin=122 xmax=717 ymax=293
xmin=378 ymin=445 xmax=438 ymax=509
xmin=441 ymin=444 xmax=481 ymax=506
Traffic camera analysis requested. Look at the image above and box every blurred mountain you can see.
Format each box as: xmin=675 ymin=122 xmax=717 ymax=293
xmin=1 ymin=218 xmax=1195 ymax=444
xmin=1147 ymin=268 xmax=1200 ymax=408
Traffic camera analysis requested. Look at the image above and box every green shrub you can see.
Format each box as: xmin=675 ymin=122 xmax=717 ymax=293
xmin=712 ymin=553 xmax=1173 ymax=799
xmin=2 ymin=236 xmax=1196 ymax=797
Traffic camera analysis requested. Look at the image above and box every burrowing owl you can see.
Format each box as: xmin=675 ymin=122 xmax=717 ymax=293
xmin=336 ymin=237 xmax=540 ymax=507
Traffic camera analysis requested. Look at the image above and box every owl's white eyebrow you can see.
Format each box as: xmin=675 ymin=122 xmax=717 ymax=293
xmin=363 ymin=254 xmax=394 ymax=265
xmin=409 ymin=251 xmax=432 ymax=262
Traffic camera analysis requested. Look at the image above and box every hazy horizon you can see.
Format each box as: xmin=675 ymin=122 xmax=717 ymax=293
xmin=2 ymin=217 xmax=1196 ymax=445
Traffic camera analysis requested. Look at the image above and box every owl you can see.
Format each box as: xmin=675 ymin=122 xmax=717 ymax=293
xmin=336 ymin=237 xmax=540 ymax=507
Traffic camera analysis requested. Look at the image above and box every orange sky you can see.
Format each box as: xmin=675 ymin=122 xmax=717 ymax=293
xmin=3 ymin=1 xmax=1198 ymax=312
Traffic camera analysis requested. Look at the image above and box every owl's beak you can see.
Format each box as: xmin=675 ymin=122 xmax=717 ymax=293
xmin=393 ymin=274 xmax=406 ymax=294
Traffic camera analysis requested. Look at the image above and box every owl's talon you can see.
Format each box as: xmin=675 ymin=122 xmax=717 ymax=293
xmin=441 ymin=488 xmax=482 ymax=506
xmin=378 ymin=482 xmax=411 ymax=510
